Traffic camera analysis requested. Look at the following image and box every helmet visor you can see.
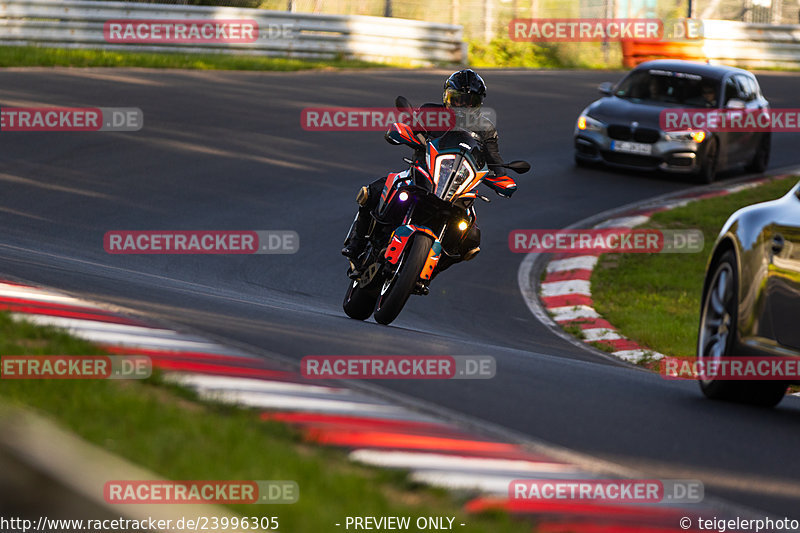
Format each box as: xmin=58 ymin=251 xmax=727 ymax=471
xmin=444 ymin=88 xmax=483 ymax=108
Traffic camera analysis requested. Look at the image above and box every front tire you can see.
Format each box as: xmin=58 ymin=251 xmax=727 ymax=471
xmin=373 ymin=235 xmax=432 ymax=325
xmin=343 ymin=280 xmax=378 ymax=320
xmin=696 ymin=138 xmax=718 ymax=184
xmin=697 ymin=250 xmax=787 ymax=407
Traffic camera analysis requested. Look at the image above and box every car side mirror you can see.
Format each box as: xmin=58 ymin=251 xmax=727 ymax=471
xmin=598 ymin=82 xmax=614 ymax=96
xmin=726 ymin=98 xmax=746 ymax=110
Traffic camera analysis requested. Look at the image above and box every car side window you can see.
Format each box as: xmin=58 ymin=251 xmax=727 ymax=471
xmin=723 ymin=78 xmax=739 ymax=105
xmin=747 ymin=76 xmax=762 ymax=100
xmin=734 ymin=75 xmax=754 ymax=101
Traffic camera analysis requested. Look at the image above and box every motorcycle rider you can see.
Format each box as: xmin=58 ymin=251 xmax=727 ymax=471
xmin=341 ymin=69 xmax=518 ymax=271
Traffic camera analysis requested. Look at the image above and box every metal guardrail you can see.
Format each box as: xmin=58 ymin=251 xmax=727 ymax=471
xmin=622 ymin=19 xmax=800 ymax=69
xmin=702 ymin=19 xmax=800 ymax=68
xmin=0 ymin=0 xmax=466 ymax=65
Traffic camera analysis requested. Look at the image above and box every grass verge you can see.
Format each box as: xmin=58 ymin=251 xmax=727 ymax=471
xmin=0 ymin=311 xmax=531 ymax=532
xmin=0 ymin=46 xmax=384 ymax=70
xmin=591 ymin=175 xmax=798 ymax=359
xmin=467 ymin=38 xmax=622 ymax=69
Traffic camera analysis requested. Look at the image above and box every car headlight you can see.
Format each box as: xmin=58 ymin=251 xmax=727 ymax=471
xmin=665 ymin=130 xmax=706 ymax=143
xmin=577 ymin=115 xmax=604 ymax=132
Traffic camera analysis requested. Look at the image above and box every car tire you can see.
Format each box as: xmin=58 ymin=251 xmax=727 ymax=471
xmin=697 ymin=250 xmax=787 ymax=407
xmin=696 ymin=138 xmax=718 ymax=184
xmin=745 ymin=133 xmax=770 ymax=174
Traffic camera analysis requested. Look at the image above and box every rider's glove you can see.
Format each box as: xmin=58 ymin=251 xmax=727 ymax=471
xmin=484 ymin=174 xmax=518 ymax=198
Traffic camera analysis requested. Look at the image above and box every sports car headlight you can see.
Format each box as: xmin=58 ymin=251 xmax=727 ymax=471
xmin=665 ymin=130 xmax=706 ymax=143
xmin=577 ymin=115 xmax=604 ymax=132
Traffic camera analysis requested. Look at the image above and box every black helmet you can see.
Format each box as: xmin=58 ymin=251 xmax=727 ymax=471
xmin=443 ymin=69 xmax=486 ymax=108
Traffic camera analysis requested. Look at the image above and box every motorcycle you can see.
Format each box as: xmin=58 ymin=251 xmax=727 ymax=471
xmin=342 ymin=96 xmax=531 ymax=325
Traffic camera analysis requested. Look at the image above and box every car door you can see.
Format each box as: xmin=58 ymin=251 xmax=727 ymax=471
xmin=734 ymin=74 xmax=765 ymax=164
xmin=718 ymin=76 xmax=744 ymax=168
xmin=766 ymin=187 xmax=800 ymax=351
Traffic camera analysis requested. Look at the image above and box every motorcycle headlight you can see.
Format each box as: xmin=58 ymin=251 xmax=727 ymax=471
xmin=435 ymin=156 xmax=457 ymax=184
xmin=434 ymin=155 xmax=475 ymax=201
xmin=577 ymin=115 xmax=604 ymax=132
xmin=665 ymin=130 xmax=706 ymax=143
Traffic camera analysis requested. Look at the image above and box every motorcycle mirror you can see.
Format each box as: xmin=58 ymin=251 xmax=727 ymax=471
xmin=502 ymin=160 xmax=531 ymax=174
xmin=385 ymin=122 xmax=424 ymax=149
xmin=395 ymin=95 xmax=414 ymax=114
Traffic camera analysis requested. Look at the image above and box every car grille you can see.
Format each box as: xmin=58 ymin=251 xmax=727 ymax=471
xmin=601 ymin=151 xmax=661 ymax=168
xmin=607 ymin=125 xmax=661 ymax=144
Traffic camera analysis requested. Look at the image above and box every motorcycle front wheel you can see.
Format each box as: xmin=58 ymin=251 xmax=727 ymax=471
xmin=343 ymin=279 xmax=379 ymax=320
xmin=373 ymin=234 xmax=433 ymax=325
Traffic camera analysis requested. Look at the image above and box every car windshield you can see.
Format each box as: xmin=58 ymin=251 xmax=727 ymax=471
xmin=614 ymin=69 xmax=719 ymax=108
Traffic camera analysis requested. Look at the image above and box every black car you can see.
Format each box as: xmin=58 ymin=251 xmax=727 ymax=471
xmin=697 ymin=180 xmax=800 ymax=406
xmin=574 ymin=60 xmax=771 ymax=183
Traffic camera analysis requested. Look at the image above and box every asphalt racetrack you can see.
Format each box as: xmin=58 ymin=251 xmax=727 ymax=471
xmin=1 ymin=68 xmax=800 ymax=519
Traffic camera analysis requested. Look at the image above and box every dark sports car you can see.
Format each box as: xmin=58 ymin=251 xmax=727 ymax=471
xmin=697 ymin=180 xmax=800 ymax=406
xmin=574 ymin=60 xmax=771 ymax=183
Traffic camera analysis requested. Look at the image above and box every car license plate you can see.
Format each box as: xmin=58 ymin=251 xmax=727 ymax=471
xmin=611 ymin=140 xmax=652 ymax=155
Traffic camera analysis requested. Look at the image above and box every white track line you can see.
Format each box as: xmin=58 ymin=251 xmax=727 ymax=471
xmin=166 ymin=374 xmax=340 ymax=394
xmin=193 ymin=389 xmax=404 ymax=415
xmin=594 ymin=215 xmax=650 ymax=229
xmin=540 ymin=280 xmax=591 ymax=297
xmin=548 ymin=306 xmax=600 ymax=322
xmin=546 ymin=255 xmax=599 ymax=273
xmin=0 ymin=284 xmax=103 ymax=308
xmin=410 ymin=470 xmax=599 ymax=495
xmin=12 ymin=314 xmax=230 ymax=352
xmin=582 ymin=328 xmax=622 ymax=342
xmin=350 ymin=450 xmax=580 ymax=475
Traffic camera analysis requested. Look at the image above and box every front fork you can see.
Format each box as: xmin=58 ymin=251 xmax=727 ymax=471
xmin=384 ymin=224 xmax=442 ymax=282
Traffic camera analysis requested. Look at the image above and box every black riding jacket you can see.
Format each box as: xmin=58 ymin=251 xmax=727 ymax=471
xmin=416 ymin=103 xmax=504 ymax=169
